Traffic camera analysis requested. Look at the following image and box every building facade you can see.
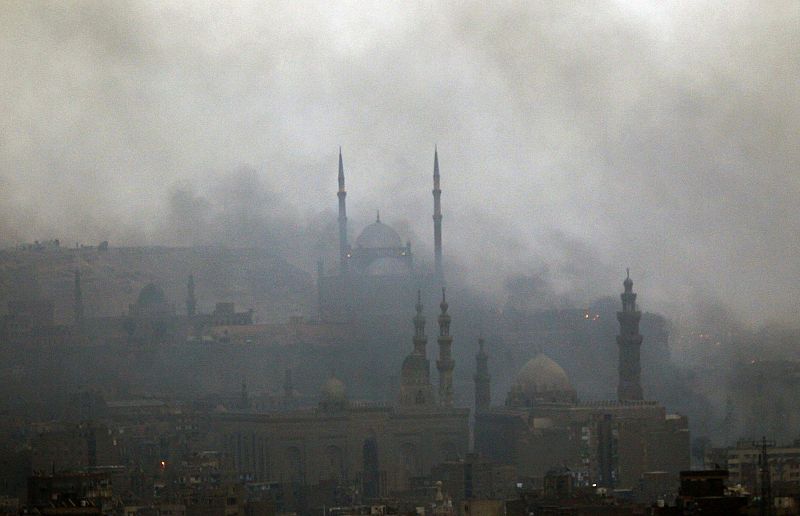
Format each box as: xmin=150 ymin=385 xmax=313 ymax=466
xmin=205 ymin=293 xmax=469 ymax=496
xmin=475 ymin=273 xmax=690 ymax=489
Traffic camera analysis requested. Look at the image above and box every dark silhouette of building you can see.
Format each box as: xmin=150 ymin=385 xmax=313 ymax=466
xmin=436 ymin=288 xmax=454 ymax=407
xmin=206 ymin=295 xmax=469 ymax=496
xmin=475 ymin=272 xmax=690 ymax=489
xmin=617 ymin=269 xmax=643 ymax=401
xmin=652 ymin=469 xmax=748 ymax=515
xmin=474 ymin=338 xmax=490 ymax=412
xmin=318 ymin=149 xmax=445 ymax=323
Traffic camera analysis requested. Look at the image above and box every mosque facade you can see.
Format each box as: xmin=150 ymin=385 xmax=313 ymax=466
xmin=474 ymin=273 xmax=690 ymax=489
xmin=206 ymin=291 xmax=469 ymax=496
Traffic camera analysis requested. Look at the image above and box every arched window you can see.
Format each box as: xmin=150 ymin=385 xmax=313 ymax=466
xmin=400 ymin=443 xmax=419 ymax=476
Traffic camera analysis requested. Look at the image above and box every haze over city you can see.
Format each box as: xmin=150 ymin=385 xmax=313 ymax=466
xmin=1 ymin=2 xmax=799 ymax=515
xmin=2 ymin=1 xmax=798 ymax=325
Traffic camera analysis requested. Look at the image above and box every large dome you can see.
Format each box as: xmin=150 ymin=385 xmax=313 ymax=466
xmin=319 ymin=374 xmax=348 ymax=411
xmin=137 ymin=283 xmax=166 ymax=306
xmin=510 ymin=353 xmax=576 ymax=404
xmin=355 ymin=220 xmax=402 ymax=249
xmin=321 ymin=375 xmax=347 ymax=402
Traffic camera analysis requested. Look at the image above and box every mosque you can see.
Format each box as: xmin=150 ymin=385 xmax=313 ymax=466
xmin=473 ymin=272 xmax=690 ymax=489
xmin=316 ymin=149 xmax=445 ymax=322
xmin=206 ymin=289 xmax=469 ymax=497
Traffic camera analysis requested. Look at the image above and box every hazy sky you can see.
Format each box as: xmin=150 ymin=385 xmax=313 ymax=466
xmin=1 ymin=1 xmax=798 ymax=325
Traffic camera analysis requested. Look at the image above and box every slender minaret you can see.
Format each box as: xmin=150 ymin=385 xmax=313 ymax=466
xmin=186 ymin=274 xmax=197 ymax=318
xmin=73 ymin=269 xmax=83 ymax=325
xmin=337 ymin=148 xmax=349 ymax=273
xmin=436 ymin=287 xmax=454 ymax=407
xmin=474 ymin=337 xmax=490 ymax=412
xmin=399 ymin=290 xmax=435 ymax=407
xmin=432 ymin=147 xmax=443 ymax=279
xmin=413 ymin=290 xmax=427 ymax=356
xmin=617 ymin=269 xmax=643 ymax=401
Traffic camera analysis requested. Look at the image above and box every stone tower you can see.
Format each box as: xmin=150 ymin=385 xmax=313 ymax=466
xmin=73 ymin=269 xmax=83 ymax=325
xmin=474 ymin=337 xmax=490 ymax=411
xmin=399 ymin=291 xmax=435 ymax=406
xmin=186 ymin=274 xmax=196 ymax=318
xmin=337 ymin=148 xmax=349 ymax=273
xmin=432 ymin=147 xmax=443 ymax=279
xmin=436 ymin=288 xmax=454 ymax=407
xmin=617 ymin=269 xmax=643 ymax=401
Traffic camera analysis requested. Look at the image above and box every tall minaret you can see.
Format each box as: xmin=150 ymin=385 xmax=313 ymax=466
xmin=413 ymin=290 xmax=427 ymax=356
xmin=73 ymin=269 xmax=83 ymax=325
xmin=337 ymin=148 xmax=349 ymax=274
xmin=398 ymin=290 xmax=434 ymax=407
xmin=617 ymin=269 xmax=643 ymax=401
xmin=186 ymin=274 xmax=197 ymax=318
xmin=432 ymin=147 xmax=443 ymax=279
xmin=474 ymin=337 xmax=490 ymax=412
xmin=436 ymin=287 xmax=454 ymax=407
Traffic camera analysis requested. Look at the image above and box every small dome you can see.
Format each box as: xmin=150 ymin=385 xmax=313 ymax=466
xmin=356 ymin=220 xmax=402 ymax=249
xmin=321 ymin=375 xmax=347 ymax=402
xmin=514 ymin=353 xmax=574 ymax=397
xmin=401 ymin=354 xmax=430 ymax=385
xmin=137 ymin=283 xmax=166 ymax=306
xmin=364 ymin=256 xmax=410 ymax=276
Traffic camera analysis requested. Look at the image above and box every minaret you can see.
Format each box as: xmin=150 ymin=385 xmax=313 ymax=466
xmin=186 ymin=274 xmax=196 ymax=318
xmin=436 ymin=287 xmax=454 ymax=407
xmin=413 ymin=290 xmax=427 ymax=355
xmin=432 ymin=147 xmax=443 ymax=279
xmin=73 ymin=269 xmax=83 ymax=325
xmin=617 ymin=269 xmax=644 ymax=401
xmin=337 ymin=148 xmax=349 ymax=274
xmin=474 ymin=337 xmax=490 ymax=411
xmin=399 ymin=290 xmax=434 ymax=407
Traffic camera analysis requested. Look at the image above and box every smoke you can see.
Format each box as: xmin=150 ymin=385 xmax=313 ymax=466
xmin=1 ymin=1 xmax=799 ymax=326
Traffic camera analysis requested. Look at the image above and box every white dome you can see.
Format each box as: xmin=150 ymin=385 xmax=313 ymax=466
xmin=514 ymin=353 xmax=574 ymax=396
xmin=355 ymin=220 xmax=402 ymax=249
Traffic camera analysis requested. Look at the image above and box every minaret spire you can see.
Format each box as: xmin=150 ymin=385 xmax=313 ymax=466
xmin=337 ymin=148 xmax=349 ymax=273
xmin=432 ymin=147 xmax=443 ymax=280
xmin=73 ymin=268 xmax=83 ymax=325
xmin=399 ymin=290 xmax=434 ymax=407
xmin=436 ymin=287 xmax=454 ymax=407
xmin=474 ymin=336 xmax=490 ymax=412
xmin=412 ymin=289 xmax=426 ymax=354
xmin=617 ymin=269 xmax=643 ymax=401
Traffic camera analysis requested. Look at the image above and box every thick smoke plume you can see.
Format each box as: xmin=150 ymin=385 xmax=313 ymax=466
xmin=1 ymin=1 xmax=799 ymax=327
